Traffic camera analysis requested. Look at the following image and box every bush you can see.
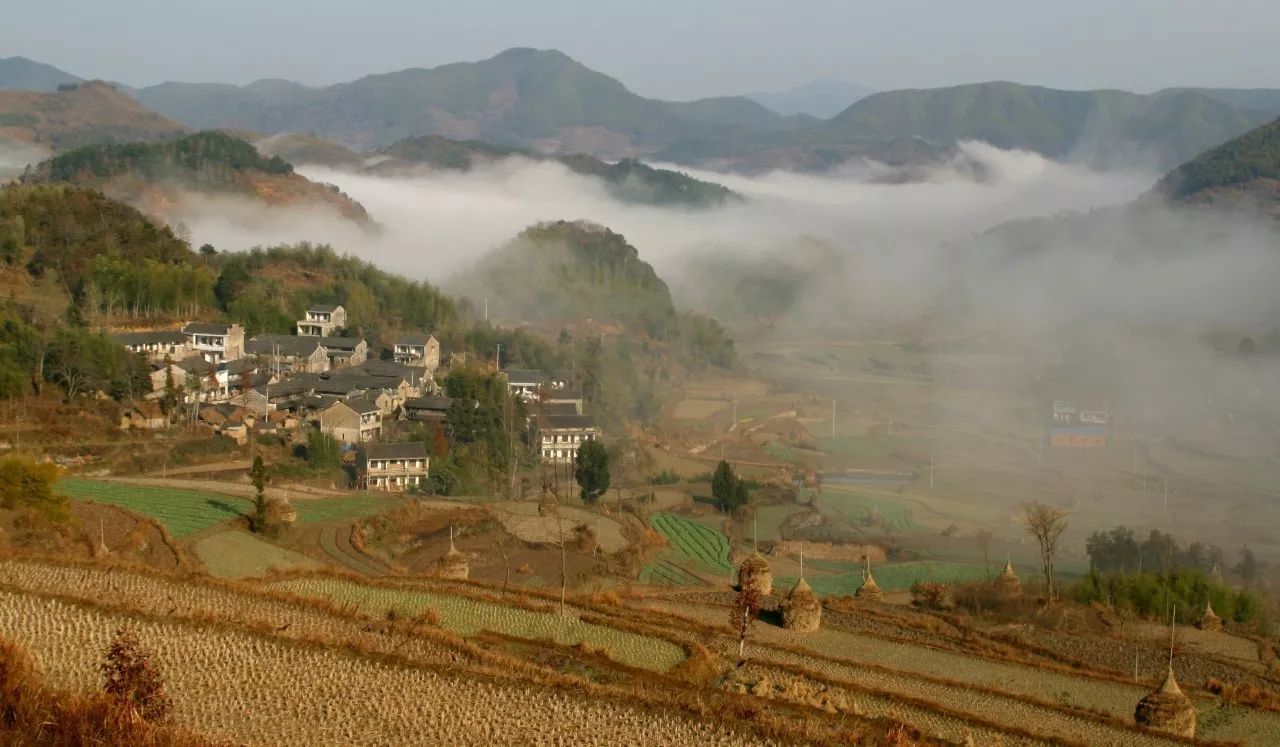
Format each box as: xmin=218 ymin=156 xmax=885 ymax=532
xmin=1070 ymin=569 xmax=1272 ymax=630
xmin=100 ymin=627 xmax=172 ymax=723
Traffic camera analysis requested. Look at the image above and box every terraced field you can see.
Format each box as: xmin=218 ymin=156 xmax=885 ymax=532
xmin=639 ymin=559 xmax=705 ymax=587
xmin=784 ymin=560 xmax=987 ymax=594
xmin=651 ymin=512 xmax=732 ymax=573
xmin=0 ymin=590 xmax=764 ymax=746
xmin=272 ymin=576 xmax=687 ymax=671
xmin=59 ymin=478 xmax=249 ymax=536
xmin=193 ymin=530 xmax=324 ymax=578
xmin=818 ymin=488 xmax=919 ymax=532
xmin=293 ymin=494 xmax=402 ymax=523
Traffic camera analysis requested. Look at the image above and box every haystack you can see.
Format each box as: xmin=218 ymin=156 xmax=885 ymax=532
xmin=1197 ymin=601 xmax=1222 ymax=632
xmin=1134 ymin=668 xmax=1196 ymax=738
xmin=996 ymin=559 xmax=1022 ymax=598
xmin=436 ymin=531 xmax=469 ymax=580
xmin=266 ymin=498 xmax=297 ymax=526
xmin=781 ymin=577 xmax=822 ymax=632
xmin=538 ymin=486 xmax=559 ymax=517
xmin=736 ymin=552 xmax=773 ymax=596
xmin=855 ymin=559 xmax=883 ymax=602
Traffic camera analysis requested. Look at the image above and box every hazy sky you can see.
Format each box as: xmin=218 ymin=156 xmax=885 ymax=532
xmin=5 ymin=0 xmax=1277 ymax=99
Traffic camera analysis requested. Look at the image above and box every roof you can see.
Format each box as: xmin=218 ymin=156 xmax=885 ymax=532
xmin=542 ymin=402 xmax=580 ymax=417
xmin=307 ymin=303 xmax=342 ymax=313
xmin=321 ymin=336 xmax=363 ymax=351
xmin=182 ymin=322 xmax=232 ymax=336
xmin=503 ymin=369 xmax=548 ymax=386
xmin=360 ymin=359 xmax=421 ymax=379
xmin=403 ymin=396 xmax=454 ymax=412
xmin=341 ymin=396 xmax=380 ymax=415
xmin=538 ymin=414 xmax=597 ymax=431
xmin=113 ymin=330 xmax=188 ymax=346
xmin=245 ymin=334 xmax=324 ymax=358
xmin=363 ymin=442 xmax=428 ymax=460
xmin=131 ymin=401 xmax=164 ymax=418
xmin=395 ymin=333 xmax=437 ymax=346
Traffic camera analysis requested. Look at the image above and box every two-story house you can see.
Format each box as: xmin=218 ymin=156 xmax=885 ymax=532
xmin=359 ymin=442 xmax=429 ymax=492
xmin=317 ymin=397 xmax=382 ymax=443
xmin=246 ymin=334 xmax=330 ymax=374
xmin=536 ymin=413 xmax=600 ymax=463
xmin=181 ymin=322 xmax=245 ymax=364
xmin=113 ymin=331 xmax=192 ymax=362
xmin=321 ymin=336 xmax=368 ymax=368
xmin=296 ymin=304 xmax=346 ymax=337
xmin=393 ymin=333 xmax=441 ymax=371
xmin=503 ymin=369 xmax=571 ymax=403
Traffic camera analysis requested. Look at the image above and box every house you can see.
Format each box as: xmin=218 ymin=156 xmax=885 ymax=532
xmin=393 ymin=333 xmax=441 ymax=370
xmin=296 ymin=303 xmax=347 ymax=337
xmin=175 ymin=358 xmax=231 ymax=402
xmin=113 ymin=331 xmax=192 ymax=362
xmin=359 ymin=442 xmax=429 ymax=492
xmin=145 ymin=361 xmax=188 ymax=401
xmin=181 ymin=322 xmax=245 ymax=363
xmin=503 ymin=369 xmax=571 ymax=403
xmin=321 ymin=336 xmax=368 ymax=368
xmin=318 ymin=397 xmax=382 ymax=443
xmin=245 ymin=335 xmax=330 ymax=374
xmin=401 ymin=396 xmax=455 ymax=423
xmin=536 ymin=413 xmax=600 ymax=463
xmin=119 ymin=402 xmax=166 ymax=430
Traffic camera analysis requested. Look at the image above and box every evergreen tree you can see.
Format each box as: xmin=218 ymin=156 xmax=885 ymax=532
xmin=574 ymin=438 xmax=610 ymax=504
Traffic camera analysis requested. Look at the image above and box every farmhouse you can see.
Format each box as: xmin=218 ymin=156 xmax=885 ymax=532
xmin=402 ymin=395 xmax=455 ymax=423
xmin=318 ymin=397 xmax=382 ymax=443
xmin=393 ymin=333 xmax=441 ymax=370
xmin=181 ymin=322 xmax=244 ymax=363
xmin=296 ymin=303 xmax=346 ymax=337
xmin=536 ymin=413 xmax=600 ymax=463
xmin=119 ymin=402 xmax=166 ymax=430
xmin=321 ymin=336 xmax=368 ymax=368
xmin=359 ymin=442 xmax=429 ymax=492
xmin=503 ymin=369 xmax=571 ymax=403
xmin=112 ymin=331 xmax=192 ymax=362
xmin=246 ymin=335 xmax=330 ymax=374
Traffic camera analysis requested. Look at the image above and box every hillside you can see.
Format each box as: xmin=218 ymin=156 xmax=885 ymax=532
xmin=0 ymin=56 xmax=82 ymax=91
xmin=373 ymin=134 xmax=740 ymax=207
xmin=0 ymin=81 xmax=186 ymax=153
xmin=20 ymin=131 xmax=371 ymax=223
xmin=746 ymin=79 xmax=878 ymax=118
xmin=1153 ymin=117 xmax=1280 ymax=211
xmin=255 ymin=132 xmax=365 ymax=170
xmin=796 ymin=82 xmax=1273 ymax=170
xmin=134 ymin=48 xmax=794 ymax=155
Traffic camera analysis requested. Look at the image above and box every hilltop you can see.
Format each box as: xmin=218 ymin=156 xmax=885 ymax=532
xmin=373 ymin=134 xmax=740 ymax=208
xmin=745 ymin=79 xmax=878 ymax=118
xmin=1153 ymin=117 xmax=1280 ymax=213
xmin=0 ymin=56 xmax=82 ymax=91
xmin=0 ymin=81 xmax=186 ymax=153
xmin=255 ymin=132 xmax=365 ymax=170
xmin=20 ymin=131 xmax=371 ymax=224
xmin=134 ymin=48 xmax=796 ymax=155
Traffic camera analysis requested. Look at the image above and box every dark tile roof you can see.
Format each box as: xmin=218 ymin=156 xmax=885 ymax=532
xmin=341 ymin=396 xmax=380 ymax=414
xmin=307 ymin=303 xmax=342 ymax=313
xmin=395 ymin=333 xmax=435 ymax=346
xmin=113 ymin=331 xmax=188 ymax=346
xmin=321 ymin=337 xmax=363 ymax=352
xmin=538 ymin=414 xmax=597 ymax=430
xmin=403 ymin=396 xmax=454 ymax=412
xmin=541 ymin=402 xmax=581 ymax=417
xmin=363 ymin=442 xmax=428 ymax=460
xmin=245 ymin=335 xmax=324 ymax=357
xmin=182 ymin=322 xmax=232 ymax=336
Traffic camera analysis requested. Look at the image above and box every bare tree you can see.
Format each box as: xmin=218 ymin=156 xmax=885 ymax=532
xmin=730 ymin=583 xmax=763 ymax=666
xmin=1022 ymin=502 xmax=1068 ymax=602
xmin=976 ymin=529 xmax=994 ymax=580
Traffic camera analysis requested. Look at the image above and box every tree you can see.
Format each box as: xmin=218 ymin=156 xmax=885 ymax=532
xmin=0 ymin=458 xmax=68 ymax=521
xmin=1237 ymin=546 xmax=1259 ymax=584
xmin=976 ymin=529 xmax=993 ymax=579
xmin=161 ymin=356 xmax=178 ymax=415
xmin=100 ymin=627 xmax=171 ymax=723
xmin=249 ymin=456 xmax=269 ymax=532
xmin=730 ymin=583 xmax=763 ymax=666
xmin=198 ymin=243 xmax=217 ymax=257
xmin=574 ymin=437 xmax=610 ymax=504
xmin=1022 ymin=502 xmax=1068 ymax=602
xmin=712 ymin=460 xmax=737 ymax=508
xmin=305 ymin=430 xmax=341 ymax=471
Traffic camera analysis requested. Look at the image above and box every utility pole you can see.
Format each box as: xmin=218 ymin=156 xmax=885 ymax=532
xmin=831 ymin=399 xmax=836 ymax=438
xmin=1163 ymin=476 xmax=1168 ymax=513
xmin=929 ymin=449 xmax=935 ymax=489
xmin=495 ymin=343 xmax=502 ymax=372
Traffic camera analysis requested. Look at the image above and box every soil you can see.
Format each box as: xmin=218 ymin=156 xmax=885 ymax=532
xmin=0 ymin=502 xmax=183 ymax=572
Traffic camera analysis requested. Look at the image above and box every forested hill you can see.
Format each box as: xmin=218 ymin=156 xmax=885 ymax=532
xmin=21 ymin=131 xmax=371 ymax=223
xmin=373 ymin=135 xmax=740 ymax=208
xmin=0 ymin=81 xmax=186 ymax=153
xmin=1153 ymin=117 xmax=1280 ymax=212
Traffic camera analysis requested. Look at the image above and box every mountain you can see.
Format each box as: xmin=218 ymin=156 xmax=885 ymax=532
xmin=134 ymin=48 xmax=796 ymax=156
xmin=1152 ymin=117 xmax=1280 ymax=213
xmin=20 ymin=131 xmax=370 ymax=223
xmin=255 ymin=132 xmax=365 ymax=170
xmin=372 ymin=134 xmax=740 ymax=208
xmin=0 ymin=56 xmax=82 ymax=91
xmin=797 ymin=82 xmax=1274 ymax=170
xmin=746 ymin=79 xmax=878 ymax=118
xmin=0 ymin=81 xmax=186 ymax=153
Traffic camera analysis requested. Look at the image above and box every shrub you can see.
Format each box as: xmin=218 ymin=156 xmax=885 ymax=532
xmin=100 ymin=627 xmax=172 ymax=723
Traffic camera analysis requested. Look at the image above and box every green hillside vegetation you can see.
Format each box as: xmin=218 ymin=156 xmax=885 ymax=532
xmin=135 ymin=48 xmax=791 ymax=153
xmin=376 ymin=134 xmax=738 ymax=207
xmin=1154 ymin=117 xmax=1280 ymax=201
xmin=670 ymin=238 xmax=844 ymax=323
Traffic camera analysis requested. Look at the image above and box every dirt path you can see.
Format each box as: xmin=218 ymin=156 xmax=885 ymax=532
xmin=161 ymin=460 xmax=251 ymax=475
xmin=101 ymin=477 xmax=354 ymax=502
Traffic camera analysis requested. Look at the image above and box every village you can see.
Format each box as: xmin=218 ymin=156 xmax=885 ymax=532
xmin=112 ymin=302 xmax=600 ymax=491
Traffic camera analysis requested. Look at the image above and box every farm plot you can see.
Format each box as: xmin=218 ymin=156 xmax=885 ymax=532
xmin=639 ymin=559 xmax=705 ymax=588
xmin=783 ymin=561 xmax=987 ymax=595
xmin=651 ymin=513 xmax=732 ymax=574
xmin=0 ymin=591 xmax=760 ymax=746
xmin=59 ymin=478 xmax=250 ymax=537
xmin=271 ymin=577 xmax=686 ymax=672
xmin=293 ymin=494 xmax=402 ymax=523
xmin=818 ymin=488 xmax=918 ymax=533
xmin=193 ymin=530 xmax=323 ymax=578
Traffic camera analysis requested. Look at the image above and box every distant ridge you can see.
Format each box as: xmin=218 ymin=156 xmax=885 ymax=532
xmin=0 ymin=56 xmax=82 ymax=91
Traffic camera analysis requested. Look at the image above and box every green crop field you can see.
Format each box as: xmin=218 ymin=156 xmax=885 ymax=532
xmin=59 ymin=478 xmax=250 ymax=537
xmin=271 ymin=577 xmax=686 ymax=671
xmin=651 ymin=513 xmax=732 ymax=573
xmin=782 ymin=560 xmax=988 ymax=595
xmin=193 ymin=530 xmax=323 ymax=578
xmin=818 ymin=489 xmax=919 ymax=533
xmin=292 ymin=494 xmax=403 ymax=524
xmin=815 ymin=435 xmax=924 ymax=461
xmin=639 ymin=559 xmax=705 ymax=587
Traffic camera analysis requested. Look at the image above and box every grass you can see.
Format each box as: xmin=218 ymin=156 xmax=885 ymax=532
xmin=783 ymin=560 xmax=988 ymax=595
xmin=271 ymin=577 xmax=686 ymax=672
xmin=651 ymin=513 xmax=732 ymax=574
xmin=292 ymin=494 xmax=403 ymax=524
xmin=639 ymin=559 xmax=705 ymax=587
xmin=58 ymin=478 xmax=250 ymax=537
xmin=819 ymin=489 xmax=919 ymax=533
xmin=192 ymin=530 xmax=323 ymax=579
xmin=815 ymin=435 xmax=923 ymax=461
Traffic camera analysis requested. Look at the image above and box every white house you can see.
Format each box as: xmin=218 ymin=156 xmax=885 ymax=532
xmin=318 ymin=397 xmax=382 ymax=443
xmin=359 ymin=442 xmax=429 ymax=492
xmin=181 ymin=322 xmax=245 ymax=364
xmin=537 ymin=413 xmax=600 ymax=463
xmin=393 ymin=333 xmax=440 ymax=370
xmin=296 ymin=303 xmax=346 ymax=337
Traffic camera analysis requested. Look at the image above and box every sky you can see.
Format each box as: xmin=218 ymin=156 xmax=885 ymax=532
xmin=4 ymin=0 xmax=1277 ymax=99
